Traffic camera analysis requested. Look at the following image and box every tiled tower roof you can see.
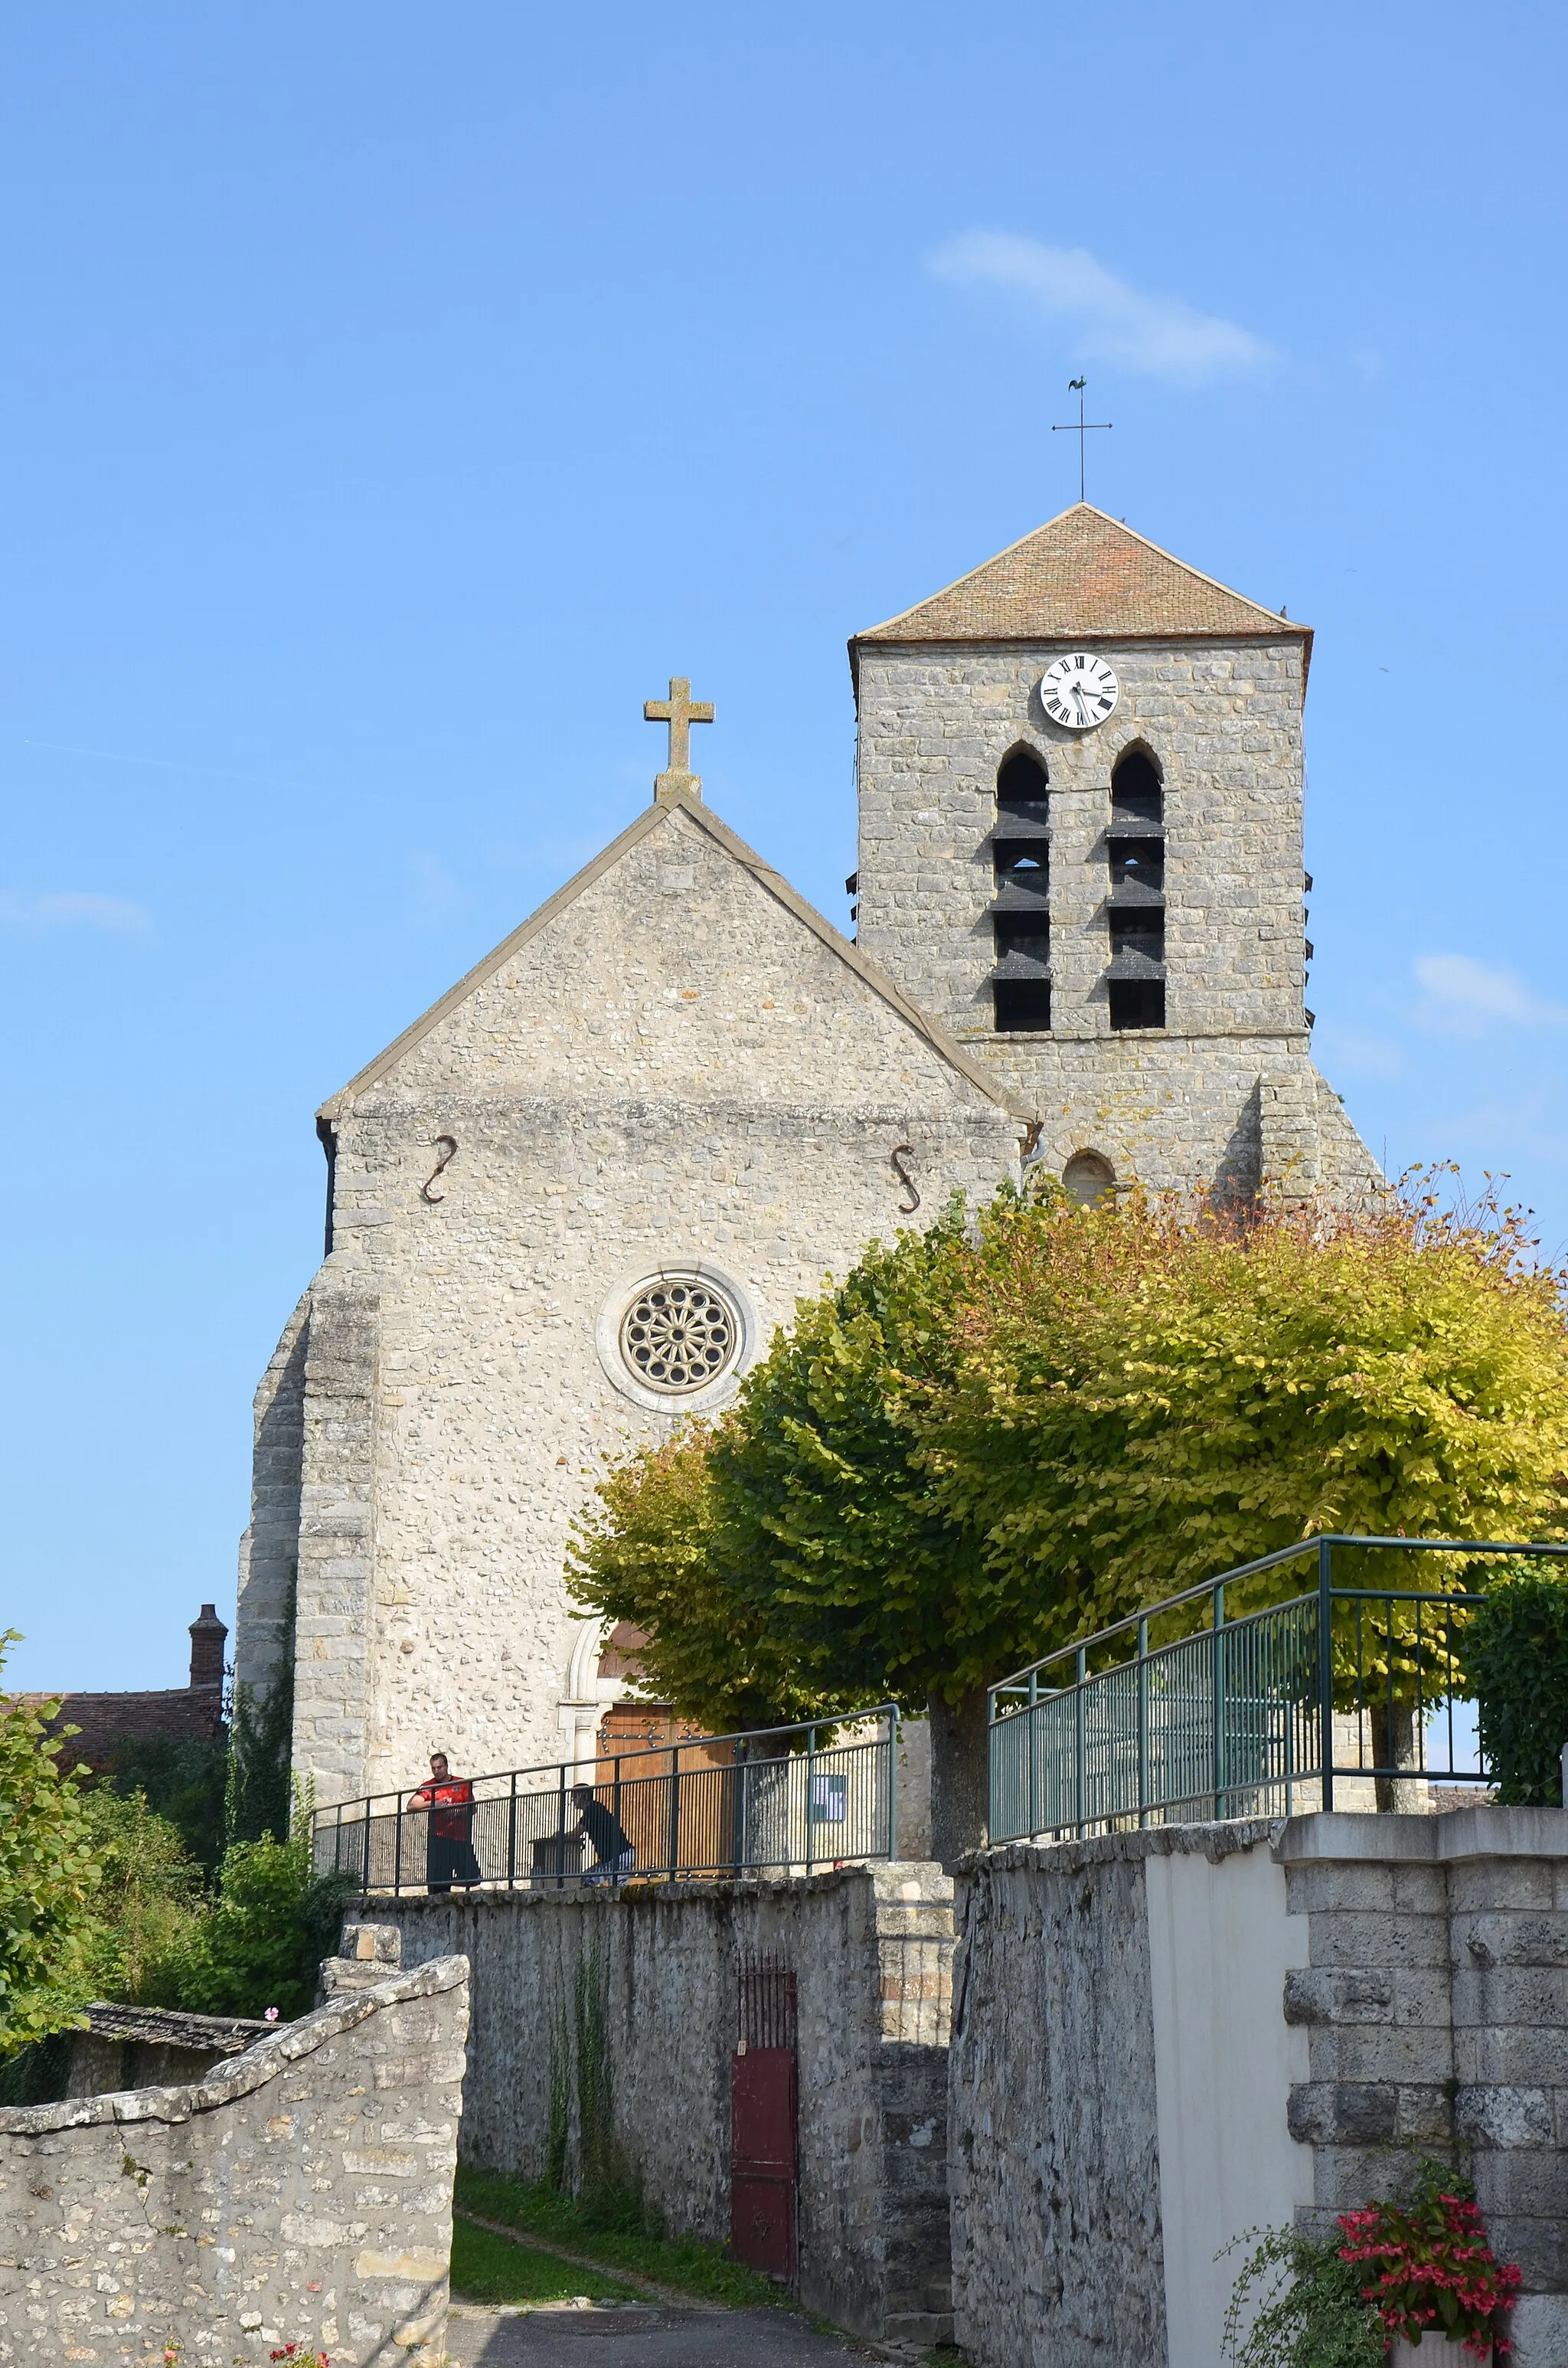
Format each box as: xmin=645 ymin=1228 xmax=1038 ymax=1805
xmin=851 ymin=503 xmax=1309 ymax=662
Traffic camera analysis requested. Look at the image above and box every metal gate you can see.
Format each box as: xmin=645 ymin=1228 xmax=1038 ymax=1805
xmin=730 ymin=1956 xmax=797 ymax=2281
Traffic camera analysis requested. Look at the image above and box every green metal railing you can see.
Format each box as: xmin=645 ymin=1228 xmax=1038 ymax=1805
xmin=987 ymin=1536 xmax=1568 ymax=1844
xmin=312 ymin=1706 xmax=900 ymax=1894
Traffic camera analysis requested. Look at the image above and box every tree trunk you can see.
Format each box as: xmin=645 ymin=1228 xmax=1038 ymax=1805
xmin=928 ymin=1687 xmax=991 ymax=1870
xmin=1370 ymin=1697 xmax=1426 ymax=1814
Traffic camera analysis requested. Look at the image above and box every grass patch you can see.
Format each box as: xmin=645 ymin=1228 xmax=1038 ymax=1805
xmin=455 ymin=2166 xmax=791 ymax=2310
xmin=450 ymin=2216 xmax=637 ymax=2307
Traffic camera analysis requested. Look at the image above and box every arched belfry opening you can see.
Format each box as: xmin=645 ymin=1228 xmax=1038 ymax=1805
xmin=988 ymin=746 xmax=1051 ymax=1033
xmin=996 ymin=747 xmax=1050 ymax=813
xmin=1106 ymin=746 xmax=1166 ymax=1032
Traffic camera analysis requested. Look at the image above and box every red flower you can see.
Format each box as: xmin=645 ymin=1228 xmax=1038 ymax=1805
xmin=1336 ymin=2181 xmax=1521 ymax=2358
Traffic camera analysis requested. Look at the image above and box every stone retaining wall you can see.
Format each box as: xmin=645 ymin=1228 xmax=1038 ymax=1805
xmin=0 ymin=1956 xmax=468 ymax=2368
xmin=950 ymin=1810 xmax=1568 ymax=2368
xmin=382 ymin=1859 xmax=954 ymax=2343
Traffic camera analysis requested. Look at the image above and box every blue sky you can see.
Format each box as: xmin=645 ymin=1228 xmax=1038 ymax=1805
xmin=4 ymin=2 xmax=1565 ymax=1690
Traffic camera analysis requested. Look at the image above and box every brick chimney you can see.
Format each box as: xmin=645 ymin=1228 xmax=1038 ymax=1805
xmin=188 ymin=1604 xmax=227 ymax=1689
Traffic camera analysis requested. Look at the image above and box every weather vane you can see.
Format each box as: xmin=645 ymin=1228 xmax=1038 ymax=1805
xmin=1052 ymin=377 xmax=1112 ymax=504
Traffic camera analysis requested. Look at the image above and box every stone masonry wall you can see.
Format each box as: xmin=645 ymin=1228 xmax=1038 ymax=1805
xmin=1280 ymin=1807 xmax=1568 ymax=2366
xmin=233 ymin=1292 xmax=309 ymax=1698
xmin=854 ymin=639 xmax=1380 ymax=1202
xmin=948 ymin=1829 xmax=1263 ymax=2368
xmin=384 ymin=1861 xmax=955 ymax=2343
xmin=0 ymin=1957 xmax=468 ymax=2368
xmin=243 ymin=798 xmax=1022 ymax=1804
xmin=855 ymin=638 xmax=1306 ymax=1045
xmin=952 ymin=1812 xmax=1568 ymax=2368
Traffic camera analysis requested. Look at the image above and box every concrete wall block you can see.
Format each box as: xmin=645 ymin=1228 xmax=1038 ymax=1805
xmin=1455 ymin=2023 xmax=1568 ymax=2088
xmin=1304 ymin=2024 xmax=1454 ymax=2085
xmin=1389 ymin=1865 xmax=1449 ymax=1914
xmin=1486 ymin=2214 xmax=1568 ymax=2302
xmin=1304 ymin=2143 xmax=1426 ymax=2211
xmin=1455 ymin=2085 xmax=1557 ymax=2149
xmin=1459 ymin=1914 xmax=1568 ymax=1970
xmin=1285 ymin=1966 xmax=1394 ymax=2024
xmin=1472 ymin=2148 xmax=1568 ymax=2219
xmin=1452 ymin=1965 xmax=1568 ymax=2032
xmin=1448 ymin=1861 xmax=1559 ymax=1914
xmin=1306 ymin=1912 xmax=1450 ymax=1971
xmin=1284 ymin=1863 xmax=1398 ymax=1918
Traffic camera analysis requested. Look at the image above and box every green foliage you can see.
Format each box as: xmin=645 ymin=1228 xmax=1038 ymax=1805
xmin=570 ymin=1203 xmax=983 ymax=1721
xmin=1222 ymin=2223 xmax=1385 ymax=2368
xmin=74 ymin=1787 xmax=207 ymax=2005
xmin=542 ymin=1938 xmax=642 ymax=2222
xmin=1226 ymin=2157 xmax=1521 ymax=2366
xmin=225 ymin=1663 xmax=296 ymax=1848
xmin=1468 ymin=1566 xmax=1568 ymax=1803
xmin=1338 ymin=2157 xmax=1521 ymax=2353
xmin=456 ymin=2166 xmax=792 ymax=2309
xmin=0 ymin=1634 xmax=103 ymax=2057
xmin=100 ymin=1730 xmax=229 ymax=1876
xmin=449 ymin=2216 xmax=635 ymax=2305
xmin=920 ymin=1174 xmax=1568 ymax=1661
xmin=151 ymin=1819 xmax=358 ymax=2021
xmin=569 ymin=1177 xmax=1568 ymax=1741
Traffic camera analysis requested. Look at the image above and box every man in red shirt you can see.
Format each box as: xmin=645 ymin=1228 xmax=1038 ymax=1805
xmin=408 ymin=1751 xmax=482 ymax=1893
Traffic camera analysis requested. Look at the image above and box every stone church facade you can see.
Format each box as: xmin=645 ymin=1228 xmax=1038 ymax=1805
xmin=235 ymin=505 xmax=1380 ymax=1809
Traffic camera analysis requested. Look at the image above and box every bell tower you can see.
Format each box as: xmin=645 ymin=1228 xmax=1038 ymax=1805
xmin=848 ymin=503 xmax=1380 ymax=1204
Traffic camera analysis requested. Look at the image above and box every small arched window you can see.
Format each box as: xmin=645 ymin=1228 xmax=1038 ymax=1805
xmin=1107 ymin=747 xmax=1166 ymax=1032
xmin=1062 ymin=1150 xmax=1116 ymax=1206
xmin=990 ymin=747 xmax=1051 ymax=1033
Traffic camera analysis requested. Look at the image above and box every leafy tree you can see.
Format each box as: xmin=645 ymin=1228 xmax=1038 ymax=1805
xmin=154 ymin=1820 xmax=358 ymax=2020
xmin=920 ymin=1174 xmax=1568 ymax=1804
xmin=75 ymin=1787 xmax=207 ymax=2004
xmin=0 ymin=1634 xmax=103 ymax=2056
xmin=570 ymin=1179 xmax=1568 ymax=1859
xmin=570 ymin=1205 xmax=1001 ymax=1859
xmin=100 ymin=1729 xmax=229 ymax=1876
xmin=1467 ymin=1568 xmax=1568 ymax=1803
xmin=923 ymin=1174 xmax=1568 ymax=1606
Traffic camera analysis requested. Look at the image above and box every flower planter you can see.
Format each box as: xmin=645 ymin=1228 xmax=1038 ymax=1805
xmin=1387 ymin=2341 xmax=1492 ymax=2364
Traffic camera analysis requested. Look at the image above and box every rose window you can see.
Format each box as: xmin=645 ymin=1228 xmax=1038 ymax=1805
xmin=619 ymin=1278 xmax=740 ymax=1394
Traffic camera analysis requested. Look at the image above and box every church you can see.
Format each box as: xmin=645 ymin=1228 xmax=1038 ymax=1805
xmin=234 ymin=502 xmax=1382 ymax=1810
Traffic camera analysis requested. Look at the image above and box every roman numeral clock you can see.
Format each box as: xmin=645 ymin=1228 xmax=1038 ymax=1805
xmin=1040 ymin=651 xmax=1119 ymax=730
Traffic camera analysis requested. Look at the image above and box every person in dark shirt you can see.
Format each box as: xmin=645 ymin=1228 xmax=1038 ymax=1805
xmin=570 ymin=1784 xmax=636 ymax=1885
xmin=409 ymin=1751 xmax=482 ymax=1893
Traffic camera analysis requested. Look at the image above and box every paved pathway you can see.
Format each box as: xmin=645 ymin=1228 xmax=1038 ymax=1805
xmin=445 ymin=2299 xmax=870 ymax=2367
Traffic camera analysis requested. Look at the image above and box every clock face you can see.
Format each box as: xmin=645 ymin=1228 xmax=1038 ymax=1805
xmin=1040 ymin=652 xmax=1120 ymax=731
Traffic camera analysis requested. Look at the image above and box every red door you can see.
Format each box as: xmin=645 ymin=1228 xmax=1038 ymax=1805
xmin=730 ymin=2046 xmax=796 ymax=2280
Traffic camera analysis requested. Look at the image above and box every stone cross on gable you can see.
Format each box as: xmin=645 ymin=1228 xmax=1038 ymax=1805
xmin=645 ymin=676 xmax=714 ymax=803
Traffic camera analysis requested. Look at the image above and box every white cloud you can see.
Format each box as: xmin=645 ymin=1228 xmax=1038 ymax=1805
xmin=927 ymin=233 xmax=1276 ymax=383
xmin=1414 ymin=953 xmax=1568 ymax=1037
xmin=0 ymin=889 xmax=149 ymax=931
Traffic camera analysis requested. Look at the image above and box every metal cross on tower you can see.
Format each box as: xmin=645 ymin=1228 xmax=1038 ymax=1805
xmin=1051 ymin=378 xmax=1112 ymax=504
xmin=645 ymin=675 xmax=715 ymax=803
